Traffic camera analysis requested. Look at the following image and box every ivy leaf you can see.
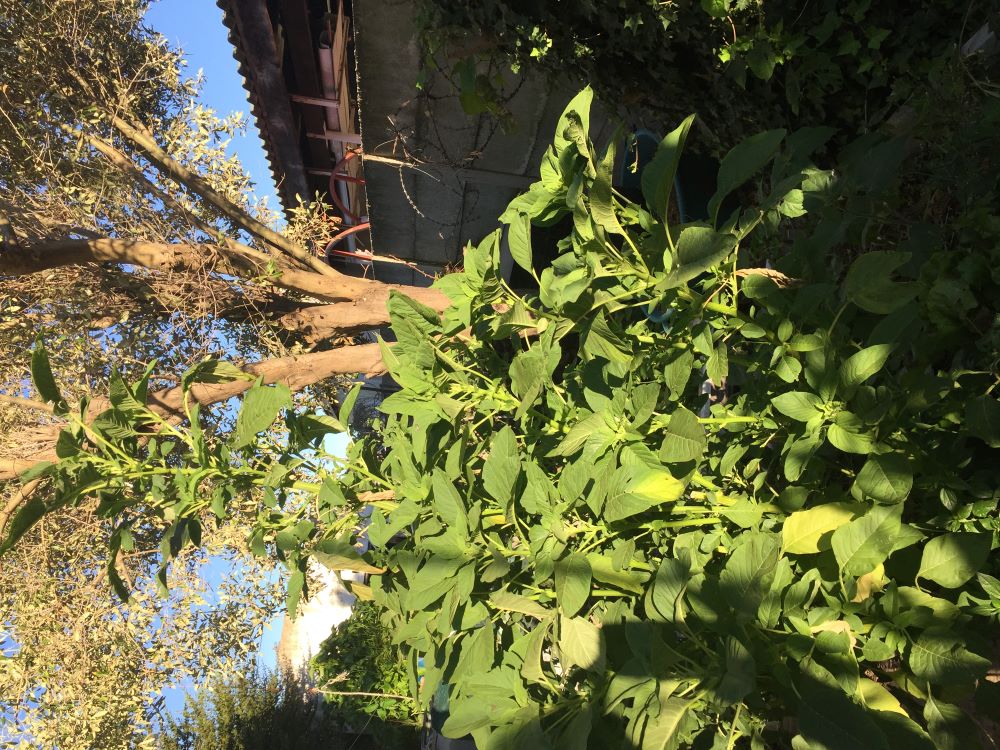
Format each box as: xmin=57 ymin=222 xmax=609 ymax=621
xmin=554 ymin=553 xmax=592 ymax=617
xmin=916 ymin=533 xmax=992 ymax=588
xmin=840 ymin=344 xmax=893 ymax=389
xmin=909 ymin=631 xmax=990 ymax=686
xmin=830 ymin=503 xmax=902 ymax=577
xmin=640 ymin=115 xmax=695 ymax=223
xmin=658 ymin=406 xmax=707 ymax=463
xmin=559 ymin=615 xmax=605 ymax=673
xmin=708 ymin=129 xmax=786 ymax=223
xmin=854 ymin=454 xmax=912 ymax=503
xmin=772 ymin=391 xmax=823 ymax=421
xmin=230 ymin=382 xmax=292 ymax=450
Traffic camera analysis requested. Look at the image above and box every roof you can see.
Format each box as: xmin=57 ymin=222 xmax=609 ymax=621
xmin=218 ymin=0 xmax=614 ymax=284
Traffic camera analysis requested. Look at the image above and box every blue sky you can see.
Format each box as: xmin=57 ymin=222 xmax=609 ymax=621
xmin=146 ymin=0 xmax=279 ymax=212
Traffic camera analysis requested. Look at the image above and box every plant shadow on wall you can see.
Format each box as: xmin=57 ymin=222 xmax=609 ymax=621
xmin=6 ymin=52 xmax=1000 ymax=750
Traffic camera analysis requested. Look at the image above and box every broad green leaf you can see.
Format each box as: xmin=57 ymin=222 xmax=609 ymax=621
xmin=31 ymin=340 xmax=65 ymax=412
xmin=641 ymin=694 xmax=692 ymax=750
xmin=708 ymin=129 xmax=786 ymax=222
xmin=586 ymin=553 xmax=647 ymax=593
xmin=555 ymin=553 xmax=592 ymax=617
xmin=782 ymin=502 xmax=857 ymax=554
xmin=645 ymin=557 xmax=690 ymax=622
xmin=483 ymin=426 xmax=520 ymax=503
xmin=337 ymin=382 xmax=363 ymax=427
xmin=286 ymin=568 xmax=305 ymax=618
xmin=796 ymin=674 xmax=889 ymax=750
xmin=559 ymin=615 xmax=605 ymax=673
xmin=718 ymin=532 xmax=780 ymax=616
xmin=520 ymin=621 xmax=550 ymax=684
xmin=0 ymin=497 xmax=46 ymax=555
xmin=658 ymin=406 xmax=706 ymax=463
xmin=663 ymin=350 xmax=694 ymax=400
xmin=442 ymin=696 xmax=503 ymax=737
xmin=859 ymin=678 xmax=906 ymax=716
xmin=507 ymin=211 xmax=534 ymax=272
xmin=181 ymin=359 xmax=253 ymax=390
xmin=553 ymin=87 xmax=594 ymax=155
xmin=854 ymin=454 xmax=912 ymax=504
xmin=592 ymin=139 xmax=623 ymax=235
xmin=313 ymin=539 xmax=385 ymax=575
xmin=664 ymin=227 xmax=737 ymax=286
xmin=490 ymin=590 xmax=550 ymax=618
xmin=715 ymin=637 xmax=756 ymax=706
xmin=840 ymin=344 xmax=893 ymax=389
xmin=909 ymin=631 xmax=990 ymax=686
xmin=230 ymin=382 xmax=292 ymax=450
xmin=845 ymin=252 xmax=918 ymax=314
xmin=604 ymin=463 xmax=684 ymax=522
xmin=966 ymin=396 xmax=1000 ymax=447
xmin=827 ymin=422 xmax=874 ymax=454
xmin=830 ymin=504 xmax=902 ymax=576
xmin=924 ymin=693 xmax=980 ymax=750
xmin=432 ymin=469 xmax=468 ymax=539
xmin=640 ymin=115 xmax=695 ymax=223
xmin=772 ymin=391 xmax=823 ymax=421
xmin=917 ymin=533 xmax=992 ymax=588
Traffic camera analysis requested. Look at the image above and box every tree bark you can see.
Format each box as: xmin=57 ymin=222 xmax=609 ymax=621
xmin=0 ymin=239 xmax=450 ymax=316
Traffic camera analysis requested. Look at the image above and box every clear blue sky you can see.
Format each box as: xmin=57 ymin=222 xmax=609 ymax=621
xmin=145 ymin=0 xmax=279 ymax=211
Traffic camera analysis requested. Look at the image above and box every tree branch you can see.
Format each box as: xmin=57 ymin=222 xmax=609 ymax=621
xmin=0 ymin=394 xmax=54 ymax=414
xmin=105 ymin=113 xmax=339 ymax=278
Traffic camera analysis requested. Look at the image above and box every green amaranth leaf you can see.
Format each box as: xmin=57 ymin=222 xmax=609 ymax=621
xmin=483 ymin=426 xmax=520 ymax=503
xmin=640 ymin=115 xmax=695 ymax=223
xmin=917 ymin=533 xmax=992 ymax=588
xmin=554 ymin=553 xmax=592 ymax=617
xmin=966 ymin=395 xmax=1000 ymax=447
xmin=854 ymin=453 xmax=912 ymax=503
xmin=559 ymin=615 xmax=605 ymax=673
xmin=658 ymin=406 xmax=707 ymax=463
xmin=507 ymin=211 xmax=534 ymax=272
xmin=772 ymin=391 xmax=823 ymax=421
xmin=708 ymin=129 xmax=786 ymax=223
xmin=845 ymin=251 xmax=918 ymax=314
xmin=781 ymin=503 xmax=858 ymax=554
xmin=830 ymin=503 xmax=902 ymax=576
xmin=909 ymin=631 xmax=990 ymax=686
xmin=230 ymin=382 xmax=292 ymax=450
xmin=840 ymin=344 xmax=893 ymax=389
xmin=30 ymin=340 xmax=66 ymax=412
